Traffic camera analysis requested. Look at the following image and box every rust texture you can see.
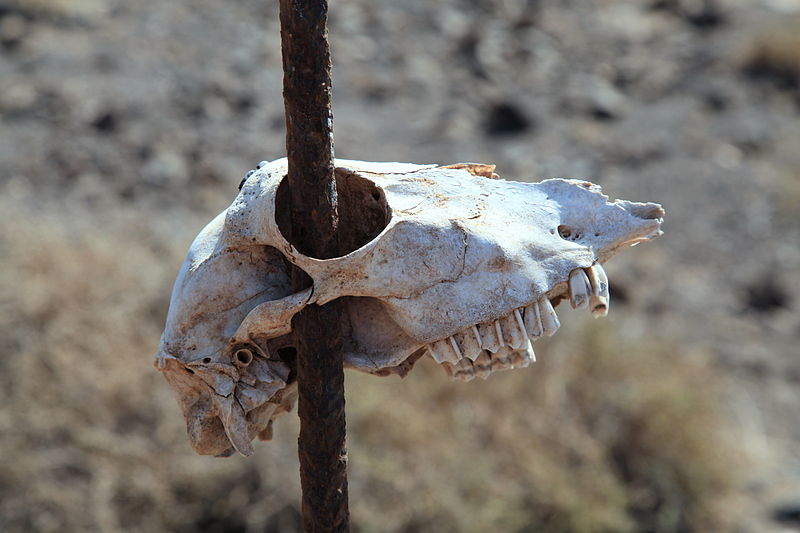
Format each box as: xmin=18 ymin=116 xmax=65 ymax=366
xmin=279 ymin=0 xmax=350 ymax=531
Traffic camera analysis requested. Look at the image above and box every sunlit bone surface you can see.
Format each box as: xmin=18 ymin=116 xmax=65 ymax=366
xmin=156 ymin=158 xmax=664 ymax=456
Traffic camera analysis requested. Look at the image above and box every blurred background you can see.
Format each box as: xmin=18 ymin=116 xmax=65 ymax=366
xmin=1 ymin=0 xmax=799 ymax=531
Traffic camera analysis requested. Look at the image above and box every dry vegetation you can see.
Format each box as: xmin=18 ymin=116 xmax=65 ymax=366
xmin=0 ymin=190 xmax=741 ymax=532
xmin=3 ymin=0 xmax=799 ymax=530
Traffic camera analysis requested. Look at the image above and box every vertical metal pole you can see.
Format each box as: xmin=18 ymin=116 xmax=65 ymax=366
xmin=278 ymin=0 xmax=350 ymax=531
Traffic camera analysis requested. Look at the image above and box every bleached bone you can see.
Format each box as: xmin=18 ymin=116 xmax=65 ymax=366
xmin=156 ymin=158 xmax=664 ymax=456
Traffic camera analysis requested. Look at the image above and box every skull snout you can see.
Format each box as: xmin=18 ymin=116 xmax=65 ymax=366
xmin=616 ymin=200 xmax=665 ymax=241
xmin=632 ymin=203 xmax=665 ymax=220
xmin=618 ymin=200 xmax=665 ymax=221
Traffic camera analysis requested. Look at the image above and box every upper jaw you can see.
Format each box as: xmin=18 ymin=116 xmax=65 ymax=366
xmin=424 ymin=261 xmax=612 ymax=382
xmin=425 ymin=200 xmax=665 ymax=383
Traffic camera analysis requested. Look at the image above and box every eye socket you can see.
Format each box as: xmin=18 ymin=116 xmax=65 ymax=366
xmin=234 ymin=348 xmax=254 ymax=366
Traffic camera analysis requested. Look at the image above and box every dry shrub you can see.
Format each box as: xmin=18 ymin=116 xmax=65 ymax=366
xmin=737 ymin=14 xmax=800 ymax=93
xmin=0 ymin=191 xmax=302 ymax=533
xmin=0 ymin=190 xmax=739 ymax=532
xmin=346 ymin=324 xmax=739 ymax=533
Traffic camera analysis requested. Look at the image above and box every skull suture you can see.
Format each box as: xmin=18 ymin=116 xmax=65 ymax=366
xmin=156 ymin=159 xmax=664 ymax=457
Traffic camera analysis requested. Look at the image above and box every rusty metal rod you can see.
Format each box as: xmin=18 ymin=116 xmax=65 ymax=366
xmin=278 ymin=0 xmax=350 ymax=531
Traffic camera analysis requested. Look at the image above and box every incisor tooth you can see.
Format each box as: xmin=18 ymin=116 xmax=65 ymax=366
xmin=477 ymin=322 xmax=501 ymax=353
xmin=569 ymin=268 xmax=592 ymax=309
xmin=429 ymin=339 xmax=460 ymax=364
xmin=500 ymin=312 xmax=527 ymax=350
xmin=454 ymin=328 xmax=483 ymax=361
xmin=538 ymin=297 xmax=560 ymax=336
xmin=523 ymin=303 xmax=543 ymax=339
xmin=585 ymin=263 xmax=610 ymax=318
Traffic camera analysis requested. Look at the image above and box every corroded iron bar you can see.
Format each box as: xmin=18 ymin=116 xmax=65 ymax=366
xmin=279 ymin=0 xmax=350 ymax=531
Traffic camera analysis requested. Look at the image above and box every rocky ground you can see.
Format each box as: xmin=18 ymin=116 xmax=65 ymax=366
xmin=1 ymin=0 xmax=800 ymax=532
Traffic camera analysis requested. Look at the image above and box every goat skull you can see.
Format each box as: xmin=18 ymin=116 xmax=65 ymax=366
xmin=156 ymin=159 xmax=664 ymax=456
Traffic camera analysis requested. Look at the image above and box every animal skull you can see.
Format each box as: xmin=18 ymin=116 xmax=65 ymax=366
xmin=156 ymin=158 xmax=664 ymax=457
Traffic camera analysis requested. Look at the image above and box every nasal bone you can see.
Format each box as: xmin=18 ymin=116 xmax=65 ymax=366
xmin=618 ymin=200 xmax=665 ymax=221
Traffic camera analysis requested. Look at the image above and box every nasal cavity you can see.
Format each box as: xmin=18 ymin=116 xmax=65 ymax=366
xmin=558 ymin=225 xmax=582 ymax=242
xmin=275 ymin=168 xmax=391 ymax=259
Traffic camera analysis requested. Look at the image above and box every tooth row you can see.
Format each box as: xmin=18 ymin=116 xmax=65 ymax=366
xmin=442 ymin=342 xmax=536 ymax=382
xmin=526 ymin=296 xmax=560 ymax=338
xmin=431 ymin=264 xmax=611 ymax=382
xmin=429 ymin=295 xmax=559 ymax=381
xmin=569 ymin=263 xmax=610 ymax=318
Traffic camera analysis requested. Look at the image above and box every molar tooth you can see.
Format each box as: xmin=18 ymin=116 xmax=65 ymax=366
xmin=427 ymin=344 xmax=443 ymax=364
xmin=473 ymin=352 xmax=493 ymax=379
xmin=509 ymin=350 xmax=531 ymax=369
xmin=471 ymin=325 xmax=482 ymax=346
xmin=457 ymin=358 xmax=474 ymax=372
xmin=448 ymin=336 xmax=464 ymax=360
xmin=494 ymin=321 xmax=505 ymax=348
xmin=430 ymin=339 xmax=460 ymax=364
xmin=523 ymin=303 xmax=543 ymax=339
xmin=514 ymin=309 xmax=527 ymax=337
xmin=477 ymin=322 xmax=501 ymax=353
xmin=569 ymin=268 xmax=592 ymax=309
xmin=500 ymin=312 xmax=527 ymax=350
xmin=454 ymin=327 xmax=483 ymax=361
xmin=538 ymin=297 xmax=561 ymax=336
xmin=585 ymin=263 xmax=610 ymax=318
xmin=491 ymin=346 xmax=513 ymax=371
xmin=523 ymin=338 xmax=536 ymax=363
xmin=454 ymin=359 xmax=475 ymax=382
